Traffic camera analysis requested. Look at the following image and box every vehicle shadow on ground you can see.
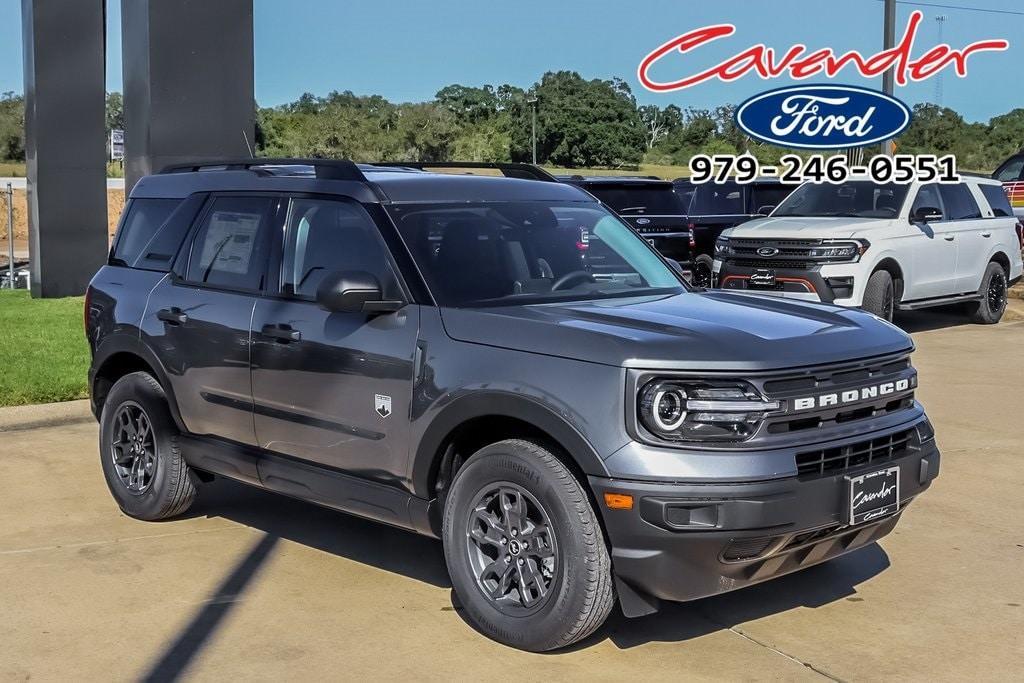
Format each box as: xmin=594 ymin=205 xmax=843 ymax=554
xmin=895 ymin=306 xmax=975 ymax=333
xmin=586 ymin=543 xmax=890 ymax=651
xmin=185 ymin=476 xmax=451 ymax=588
xmin=171 ymin=476 xmax=888 ymax=657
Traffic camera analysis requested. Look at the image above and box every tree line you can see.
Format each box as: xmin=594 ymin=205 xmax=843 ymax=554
xmin=0 ymin=72 xmax=1022 ymax=172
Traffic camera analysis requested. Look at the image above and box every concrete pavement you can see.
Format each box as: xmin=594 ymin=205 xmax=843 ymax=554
xmin=1 ymin=311 xmax=1022 ymax=680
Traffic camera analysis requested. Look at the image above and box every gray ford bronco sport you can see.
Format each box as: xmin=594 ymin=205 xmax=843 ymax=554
xmin=86 ymin=159 xmax=939 ymax=651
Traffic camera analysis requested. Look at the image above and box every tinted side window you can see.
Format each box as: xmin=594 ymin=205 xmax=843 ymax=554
xmin=112 ymin=199 xmax=181 ymax=267
xmin=690 ymin=182 xmax=743 ymax=214
xmin=994 ymin=156 xmax=1024 ymax=182
xmin=750 ymin=185 xmax=792 ymax=212
xmin=980 ymin=184 xmax=1014 ymax=217
xmin=938 ymin=184 xmax=981 ymax=220
xmin=185 ymin=196 xmax=276 ymax=290
xmin=281 ymin=198 xmax=400 ymax=299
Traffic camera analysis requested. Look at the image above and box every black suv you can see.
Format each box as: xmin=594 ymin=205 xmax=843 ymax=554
xmin=87 ymin=158 xmax=939 ymax=651
xmin=557 ymin=175 xmax=692 ymax=266
xmin=677 ymin=178 xmax=795 ymax=287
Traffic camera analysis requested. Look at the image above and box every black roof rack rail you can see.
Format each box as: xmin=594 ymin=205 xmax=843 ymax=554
xmin=371 ymin=161 xmax=558 ymax=182
xmin=159 ymin=158 xmax=367 ymax=182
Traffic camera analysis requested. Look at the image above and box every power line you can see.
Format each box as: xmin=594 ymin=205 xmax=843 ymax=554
xmin=875 ymin=0 xmax=1024 ymax=17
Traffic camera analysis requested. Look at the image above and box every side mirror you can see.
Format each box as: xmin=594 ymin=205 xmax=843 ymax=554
xmin=911 ymin=206 xmax=943 ymax=223
xmin=315 ymin=271 xmax=404 ymax=314
xmin=756 ymin=204 xmax=776 ymax=216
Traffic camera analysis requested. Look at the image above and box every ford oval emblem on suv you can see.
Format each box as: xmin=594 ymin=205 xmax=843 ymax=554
xmin=757 ymin=246 xmax=780 ymax=257
xmin=735 ymin=84 xmax=912 ymax=150
xmin=635 ymin=218 xmax=650 ymax=225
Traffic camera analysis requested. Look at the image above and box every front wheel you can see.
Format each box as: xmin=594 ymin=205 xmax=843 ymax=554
xmin=968 ymin=262 xmax=1008 ymax=324
xmin=442 ymin=439 xmax=614 ymax=651
xmin=692 ymin=254 xmax=715 ymax=289
xmin=862 ymin=269 xmax=896 ymax=322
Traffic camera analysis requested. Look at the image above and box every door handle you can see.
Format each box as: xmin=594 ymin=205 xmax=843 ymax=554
xmin=157 ymin=307 xmax=188 ymax=325
xmin=981 ymin=232 xmax=992 ymax=238
xmin=261 ymin=324 xmax=301 ymax=342
xmin=943 ymin=235 xmax=955 ymax=241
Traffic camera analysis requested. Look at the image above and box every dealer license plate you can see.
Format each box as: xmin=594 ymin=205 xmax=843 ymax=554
xmin=749 ymin=268 xmax=776 ymax=288
xmin=846 ymin=466 xmax=900 ymax=525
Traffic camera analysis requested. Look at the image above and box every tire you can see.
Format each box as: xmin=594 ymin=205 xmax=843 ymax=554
xmin=98 ymin=372 xmax=197 ymax=521
xmin=692 ymin=254 xmax=715 ymax=289
xmin=442 ymin=439 xmax=614 ymax=651
xmin=968 ymin=261 xmax=1008 ymax=324
xmin=862 ymin=269 xmax=896 ymax=321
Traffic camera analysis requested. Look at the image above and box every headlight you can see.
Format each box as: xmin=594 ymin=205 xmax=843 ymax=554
xmin=638 ymin=379 xmax=780 ymax=442
xmin=808 ymin=239 xmax=870 ymax=262
xmin=714 ymin=238 xmax=732 ymax=258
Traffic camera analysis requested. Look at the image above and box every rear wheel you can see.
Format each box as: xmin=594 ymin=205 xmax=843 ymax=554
xmin=968 ymin=261 xmax=1008 ymax=324
xmin=692 ymin=254 xmax=715 ymax=288
xmin=99 ymin=372 xmax=197 ymax=521
xmin=442 ymin=439 xmax=614 ymax=651
xmin=862 ymin=269 xmax=895 ymax=321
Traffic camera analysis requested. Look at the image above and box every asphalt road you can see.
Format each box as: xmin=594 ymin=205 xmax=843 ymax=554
xmin=1 ymin=309 xmax=1022 ymax=681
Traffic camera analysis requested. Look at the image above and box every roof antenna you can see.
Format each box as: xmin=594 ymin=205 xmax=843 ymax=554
xmin=242 ymin=129 xmax=254 ymax=158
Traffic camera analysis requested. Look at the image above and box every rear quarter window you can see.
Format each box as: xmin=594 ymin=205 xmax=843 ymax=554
xmin=112 ymin=199 xmax=182 ymax=267
xmin=979 ymin=184 xmax=1014 ymax=217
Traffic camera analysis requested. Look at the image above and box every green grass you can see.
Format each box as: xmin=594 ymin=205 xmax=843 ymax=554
xmin=543 ymin=163 xmax=689 ymax=180
xmin=0 ymin=161 xmax=124 ymax=178
xmin=0 ymin=290 xmax=89 ymax=406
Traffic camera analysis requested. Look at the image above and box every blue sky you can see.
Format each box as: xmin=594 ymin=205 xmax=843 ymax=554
xmin=0 ymin=0 xmax=1020 ymax=122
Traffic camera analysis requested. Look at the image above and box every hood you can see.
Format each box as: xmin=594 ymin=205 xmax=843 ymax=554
xmin=439 ymin=292 xmax=912 ymax=371
xmin=724 ymin=216 xmax=896 ymax=240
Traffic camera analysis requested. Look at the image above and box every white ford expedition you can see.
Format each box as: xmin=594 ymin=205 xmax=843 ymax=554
xmin=713 ymin=176 xmax=1023 ymax=323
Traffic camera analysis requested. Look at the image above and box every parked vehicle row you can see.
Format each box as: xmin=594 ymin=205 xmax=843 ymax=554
xmin=544 ymin=164 xmax=1021 ymax=326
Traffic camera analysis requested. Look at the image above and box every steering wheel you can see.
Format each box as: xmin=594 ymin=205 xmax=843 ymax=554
xmin=551 ymin=270 xmax=597 ymax=291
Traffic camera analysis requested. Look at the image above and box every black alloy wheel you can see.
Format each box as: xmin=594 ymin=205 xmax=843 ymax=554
xmin=465 ymin=483 xmax=557 ymax=614
xmin=987 ymin=269 xmax=1007 ymax=313
xmin=110 ymin=401 xmax=157 ymax=494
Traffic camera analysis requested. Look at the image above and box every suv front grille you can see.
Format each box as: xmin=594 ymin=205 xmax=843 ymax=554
xmin=729 ymin=258 xmax=815 ymax=270
xmin=724 ymin=238 xmax=858 ymax=265
xmin=796 ymin=429 xmax=914 ymax=478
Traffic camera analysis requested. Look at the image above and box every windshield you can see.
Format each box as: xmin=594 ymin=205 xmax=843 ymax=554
xmin=387 ymin=202 xmax=684 ymax=307
xmin=689 ymin=182 xmax=744 ymax=215
xmin=586 ymin=185 xmax=684 ymax=215
xmin=774 ymin=180 xmax=910 ymax=218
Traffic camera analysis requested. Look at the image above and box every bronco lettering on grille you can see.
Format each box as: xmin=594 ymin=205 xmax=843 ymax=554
xmin=792 ymin=378 xmax=911 ymax=411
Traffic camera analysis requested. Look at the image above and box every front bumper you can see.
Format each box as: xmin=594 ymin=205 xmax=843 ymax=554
xmin=589 ymin=439 xmax=939 ymax=616
xmin=715 ymin=259 xmax=863 ymax=305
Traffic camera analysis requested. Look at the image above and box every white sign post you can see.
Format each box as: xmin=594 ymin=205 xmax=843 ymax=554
xmin=110 ymin=129 xmax=125 ymax=161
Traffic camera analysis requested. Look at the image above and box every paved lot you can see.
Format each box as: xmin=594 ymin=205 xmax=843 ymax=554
xmin=1 ymin=309 xmax=1022 ymax=681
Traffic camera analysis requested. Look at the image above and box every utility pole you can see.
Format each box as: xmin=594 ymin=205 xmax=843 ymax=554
xmin=528 ymin=96 xmax=538 ymax=164
xmin=881 ymin=0 xmax=897 ymax=156
xmin=934 ymin=15 xmax=948 ymax=106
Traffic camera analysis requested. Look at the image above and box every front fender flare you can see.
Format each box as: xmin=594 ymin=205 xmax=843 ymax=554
xmin=410 ymin=391 xmax=611 ymax=499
